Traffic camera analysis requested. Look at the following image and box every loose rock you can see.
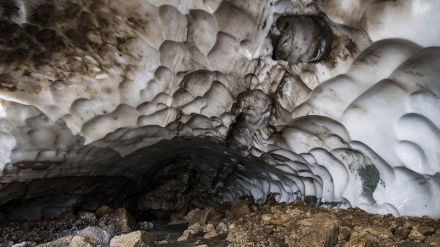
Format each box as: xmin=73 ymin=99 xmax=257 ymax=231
xmin=138 ymin=221 xmax=154 ymax=230
xmin=345 ymin=226 xmax=392 ymax=247
xmin=338 ymin=226 xmax=352 ymax=241
xmin=109 ymin=208 xmax=139 ymax=233
xmin=77 ymin=212 xmax=96 ymax=222
xmin=184 ymin=207 xmax=216 ymax=226
xmin=96 ymin=206 xmax=113 ymax=217
xmin=69 ymin=235 xmax=98 ymax=247
xmin=408 ymin=224 xmax=435 ymax=241
xmin=109 ymin=231 xmax=155 ymax=247
xmin=286 ymin=213 xmax=339 ymax=247
xmin=230 ymin=200 xmax=251 ymax=219
xmin=425 ymin=235 xmax=440 ymax=247
xmin=270 ymin=209 xmax=293 ymax=226
xmin=79 ymin=226 xmax=112 ymax=245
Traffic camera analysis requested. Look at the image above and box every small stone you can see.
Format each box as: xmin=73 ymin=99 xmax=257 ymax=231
xmin=103 ymin=224 xmax=117 ymax=236
xmin=110 ymin=208 xmax=139 ymax=233
xmin=218 ymin=222 xmax=228 ymax=233
xmin=203 ymin=230 xmax=219 ymax=239
xmin=177 ymin=230 xmax=191 ymax=242
xmin=96 ymin=206 xmax=113 ymax=217
xmin=78 ymin=212 xmax=96 ymax=221
xmin=288 ymin=209 xmax=303 ymax=216
xmin=139 ymin=221 xmax=154 ymax=230
xmin=79 ymin=226 xmax=112 ymax=245
xmin=404 ymin=220 xmax=421 ymax=229
xmin=156 ymin=239 xmax=169 ymax=245
xmin=110 ymin=231 xmax=155 ymax=247
xmin=69 ymin=235 xmax=98 ymax=247
xmin=231 ymin=200 xmax=251 ymax=218
xmin=270 ymin=210 xmax=293 ymax=226
xmin=261 ymin=214 xmax=271 ymax=221
xmin=425 ymin=235 xmax=440 ymax=247
xmin=338 ymin=226 xmax=351 ymax=241
xmin=188 ymin=223 xmax=202 ymax=232
xmin=12 ymin=242 xmax=36 ymax=247
xmin=408 ymin=225 xmax=435 ymax=241
xmin=203 ymin=223 xmax=215 ymax=232
xmin=396 ymin=226 xmax=411 ymax=238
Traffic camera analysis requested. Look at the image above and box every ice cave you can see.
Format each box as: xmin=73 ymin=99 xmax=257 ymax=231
xmin=0 ymin=0 xmax=440 ymax=224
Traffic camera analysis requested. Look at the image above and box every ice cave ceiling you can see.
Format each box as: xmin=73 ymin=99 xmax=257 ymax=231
xmin=0 ymin=0 xmax=439 ymax=221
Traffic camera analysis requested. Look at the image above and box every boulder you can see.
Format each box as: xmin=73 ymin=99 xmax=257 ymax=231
xmin=110 ymin=231 xmax=155 ymax=247
xmin=79 ymin=226 xmax=112 ymax=245
xmin=110 ymin=208 xmax=140 ymax=233
xmin=231 ymin=200 xmax=251 ymax=218
xmin=184 ymin=207 xmax=216 ymax=226
xmin=286 ymin=213 xmax=339 ymax=247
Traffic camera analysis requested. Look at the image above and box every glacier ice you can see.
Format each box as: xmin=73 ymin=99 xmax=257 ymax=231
xmin=0 ymin=0 xmax=439 ymax=220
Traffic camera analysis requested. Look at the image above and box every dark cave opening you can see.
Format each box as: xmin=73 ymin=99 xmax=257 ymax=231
xmin=0 ymin=137 xmax=266 ymax=222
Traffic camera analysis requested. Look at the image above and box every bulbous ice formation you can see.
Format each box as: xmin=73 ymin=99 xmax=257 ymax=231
xmin=0 ymin=0 xmax=439 ymax=220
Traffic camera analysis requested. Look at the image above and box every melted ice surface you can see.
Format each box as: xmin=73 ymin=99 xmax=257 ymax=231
xmin=0 ymin=0 xmax=439 ymax=218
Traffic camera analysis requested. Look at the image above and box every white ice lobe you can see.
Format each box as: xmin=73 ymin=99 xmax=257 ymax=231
xmin=0 ymin=0 xmax=439 ymax=219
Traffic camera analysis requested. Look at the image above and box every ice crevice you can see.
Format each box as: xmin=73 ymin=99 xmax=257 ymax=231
xmin=0 ymin=0 xmax=440 ymax=220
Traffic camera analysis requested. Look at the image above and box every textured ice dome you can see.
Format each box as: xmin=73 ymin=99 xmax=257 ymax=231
xmin=0 ymin=0 xmax=439 ymax=220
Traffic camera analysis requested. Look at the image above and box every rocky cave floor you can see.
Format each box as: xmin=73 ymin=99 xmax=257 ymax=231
xmin=1 ymin=197 xmax=440 ymax=247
